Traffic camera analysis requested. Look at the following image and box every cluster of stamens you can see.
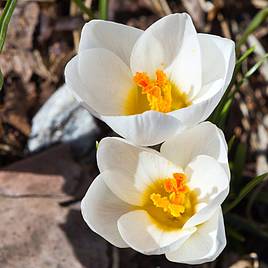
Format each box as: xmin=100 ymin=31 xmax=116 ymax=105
xmin=150 ymin=173 xmax=190 ymax=218
xmin=133 ymin=70 xmax=172 ymax=113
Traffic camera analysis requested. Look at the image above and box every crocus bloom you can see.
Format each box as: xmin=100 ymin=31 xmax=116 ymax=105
xmin=65 ymin=13 xmax=235 ymax=146
xmin=81 ymin=122 xmax=230 ymax=264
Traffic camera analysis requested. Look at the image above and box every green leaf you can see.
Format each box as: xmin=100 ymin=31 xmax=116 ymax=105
xmin=226 ymin=213 xmax=268 ymax=240
xmin=226 ymin=226 xmax=245 ymax=242
xmin=0 ymin=69 xmax=3 ymax=90
xmin=228 ymin=135 xmax=236 ymax=153
xmin=224 ymin=173 xmax=268 ymax=214
xmin=0 ymin=0 xmax=17 ymax=90
xmin=99 ymin=0 xmax=108 ymax=20
xmin=225 ymin=52 xmax=268 ymax=99
xmin=210 ymin=50 xmax=268 ymax=128
xmin=233 ymin=142 xmax=247 ymax=182
xmin=0 ymin=0 xmax=17 ymax=52
xmin=245 ymin=53 xmax=268 ymax=78
xmin=217 ymin=97 xmax=233 ymax=129
xmin=72 ymin=0 xmax=93 ymax=19
xmin=236 ymin=7 xmax=268 ymax=54
xmin=236 ymin=46 xmax=255 ymax=66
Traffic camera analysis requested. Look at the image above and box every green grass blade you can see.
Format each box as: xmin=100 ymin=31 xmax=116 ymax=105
xmin=233 ymin=142 xmax=247 ymax=182
xmin=236 ymin=7 xmax=268 ymax=54
xmin=99 ymin=0 xmax=108 ymax=20
xmin=210 ymin=48 xmax=267 ymax=127
xmin=245 ymin=53 xmax=268 ymax=78
xmin=224 ymin=173 xmax=268 ymax=214
xmin=224 ymin=52 xmax=268 ymax=100
xmin=236 ymin=46 xmax=255 ymax=66
xmin=0 ymin=0 xmax=17 ymax=90
xmin=72 ymin=0 xmax=93 ymax=19
xmin=228 ymin=135 xmax=236 ymax=152
xmin=226 ymin=213 xmax=268 ymax=240
xmin=0 ymin=69 xmax=3 ymax=90
xmin=0 ymin=0 xmax=12 ymax=26
xmin=226 ymin=226 xmax=245 ymax=242
xmin=0 ymin=0 xmax=17 ymax=52
xmin=217 ymin=97 xmax=233 ymax=129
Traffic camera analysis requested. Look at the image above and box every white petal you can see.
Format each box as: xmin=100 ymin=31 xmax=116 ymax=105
xmin=202 ymin=34 xmax=235 ymax=90
xmin=101 ymin=110 xmax=182 ymax=146
xmin=166 ymin=208 xmax=226 ymax=264
xmin=79 ymin=20 xmax=143 ymax=66
xmin=160 ymin=121 xmax=229 ymax=176
xmin=167 ymin=35 xmax=235 ymax=126
xmin=97 ymin=137 xmax=147 ymax=174
xmin=169 ymin=78 xmax=224 ymax=128
xmin=198 ymin=34 xmax=226 ymax=85
xmin=165 ymin=14 xmax=201 ymax=98
xmin=65 ymin=56 xmax=100 ymax=117
xmin=184 ymin=155 xmax=229 ymax=227
xmin=130 ymin=13 xmax=195 ymax=77
xmin=194 ymin=34 xmax=235 ymax=100
xmin=81 ymin=174 xmax=130 ymax=248
xmin=77 ymin=48 xmax=133 ymax=115
xmin=117 ymin=210 xmax=196 ymax=255
xmin=101 ymin=170 xmax=142 ymax=206
xmin=134 ymin=151 xmax=182 ymax=192
xmin=97 ymin=137 xmax=182 ymax=193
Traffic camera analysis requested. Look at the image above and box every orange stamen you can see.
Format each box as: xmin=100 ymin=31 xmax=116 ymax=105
xmin=150 ymin=173 xmax=190 ymax=218
xmin=133 ymin=70 xmax=172 ymax=113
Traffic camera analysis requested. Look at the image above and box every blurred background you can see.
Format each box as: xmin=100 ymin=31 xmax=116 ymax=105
xmin=0 ymin=0 xmax=268 ymax=267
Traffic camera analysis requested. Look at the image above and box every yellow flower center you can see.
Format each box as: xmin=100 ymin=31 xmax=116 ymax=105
xmin=141 ymin=173 xmax=197 ymax=231
xmin=124 ymin=70 xmax=191 ymax=115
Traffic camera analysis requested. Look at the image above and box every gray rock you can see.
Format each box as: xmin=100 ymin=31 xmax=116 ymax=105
xmin=0 ymin=144 xmax=82 ymax=198
xmin=0 ymin=197 xmax=109 ymax=268
xmin=28 ymin=84 xmax=99 ymax=153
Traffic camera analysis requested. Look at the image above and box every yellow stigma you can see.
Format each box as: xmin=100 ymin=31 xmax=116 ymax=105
xmin=124 ymin=70 xmax=191 ymax=115
xmin=141 ymin=173 xmax=197 ymax=231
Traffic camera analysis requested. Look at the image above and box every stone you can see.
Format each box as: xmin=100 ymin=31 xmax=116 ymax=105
xmin=0 ymin=144 xmax=82 ymax=198
xmin=0 ymin=197 xmax=109 ymax=268
xmin=28 ymin=84 xmax=99 ymax=154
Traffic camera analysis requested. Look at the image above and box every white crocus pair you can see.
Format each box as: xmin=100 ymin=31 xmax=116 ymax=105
xmin=65 ymin=12 xmax=235 ymax=264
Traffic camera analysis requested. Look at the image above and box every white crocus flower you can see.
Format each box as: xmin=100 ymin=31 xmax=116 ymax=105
xmin=81 ymin=122 xmax=230 ymax=264
xmin=65 ymin=13 xmax=235 ymax=146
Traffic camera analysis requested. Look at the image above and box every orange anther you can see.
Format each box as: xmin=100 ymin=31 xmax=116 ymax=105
xmin=133 ymin=72 xmax=150 ymax=88
xmin=133 ymin=69 xmax=172 ymax=113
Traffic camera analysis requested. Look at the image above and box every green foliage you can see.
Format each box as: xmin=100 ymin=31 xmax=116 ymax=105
xmin=209 ymin=9 xmax=268 ymax=246
xmin=224 ymin=173 xmax=268 ymax=214
xmin=0 ymin=68 xmax=3 ymax=90
xmin=236 ymin=7 xmax=268 ymax=54
xmin=72 ymin=0 xmax=93 ymax=20
xmin=72 ymin=0 xmax=109 ymax=20
xmin=232 ymin=143 xmax=247 ymax=185
xmin=0 ymin=0 xmax=16 ymax=52
xmin=228 ymin=135 xmax=236 ymax=152
xmin=211 ymin=7 xmax=268 ymax=128
xmin=0 ymin=0 xmax=16 ymax=90
xmin=226 ymin=213 xmax=268 ymax=240
xmin=226 ymin=226 xmax=245 ymax=242
xmin=99 ymin=0 xmax=109 ymax=20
